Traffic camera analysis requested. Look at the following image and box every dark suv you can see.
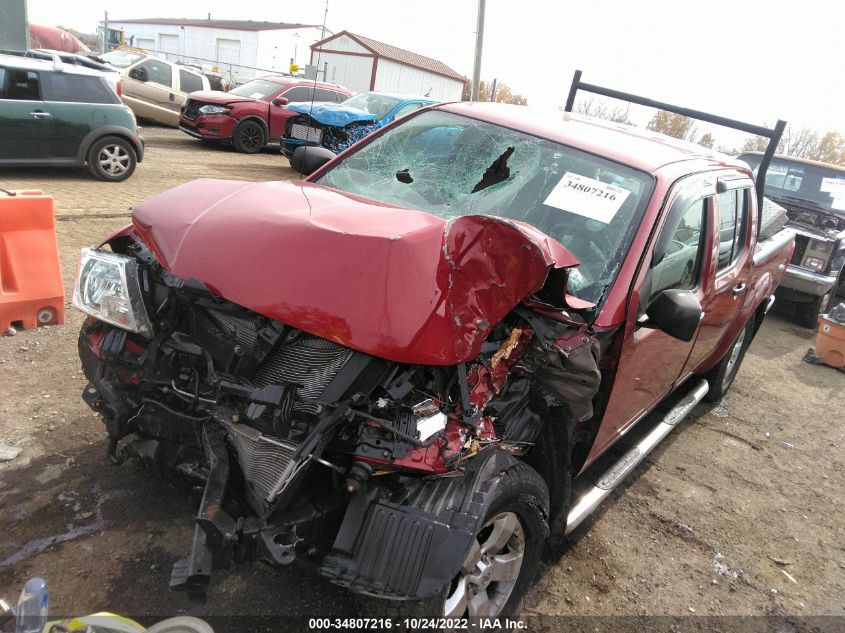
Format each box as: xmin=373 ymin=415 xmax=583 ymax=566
xmin=0 ymin=52 xmax=144 ymax=181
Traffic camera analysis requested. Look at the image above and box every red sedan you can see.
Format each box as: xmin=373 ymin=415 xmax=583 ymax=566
xmin=179 ymin=75 xmax=353 ymax=153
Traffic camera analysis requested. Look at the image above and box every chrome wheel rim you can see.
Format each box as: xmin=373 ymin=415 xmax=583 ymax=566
xmin=98 ymin=144 xmax=130 ymax=176
xmin=443 ymin=511 xmax=525 ymax=618
xmin=722 ymin=328 xmax=747 ymax=391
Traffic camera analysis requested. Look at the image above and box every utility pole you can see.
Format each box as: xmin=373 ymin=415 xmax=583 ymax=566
xmin=102 ymin=10 xmax=108 ymax=53
xmin=490 ymin=78 xmax=497 ymax=102
xmin=470 ymin=0 xmax=485 ymax=101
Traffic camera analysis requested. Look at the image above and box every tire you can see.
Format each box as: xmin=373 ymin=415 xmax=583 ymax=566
xmin=87 ymin=136 xmax=137 ymax=182
xmin=703 ymin=320 xmax=754 ymax=402
xmin=232 ymin=120 xmax=265 ymax=153
xmin=795 ymin=292 xmax=832 ymax=329
xmin=366 ymin=462 xmax=549 ymax=622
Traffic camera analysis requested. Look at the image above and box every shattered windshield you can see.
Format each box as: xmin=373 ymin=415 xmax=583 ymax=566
xmin=316 ymin=110 xmax=653 ymax=305
xmin=340 ymin=93 xmax=401 ymax=118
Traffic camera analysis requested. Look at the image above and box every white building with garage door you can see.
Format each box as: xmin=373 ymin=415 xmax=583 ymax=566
xmin=104 ymin=17 xmax=331 ymax=82
xmin=310 ymin=31 xmax=465 ymax=101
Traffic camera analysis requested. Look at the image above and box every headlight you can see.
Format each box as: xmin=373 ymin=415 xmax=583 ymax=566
xmin=198 ymin=104 xmax=228 ymax=115
xmin=72 ymin=248 xmax=152 ymax=336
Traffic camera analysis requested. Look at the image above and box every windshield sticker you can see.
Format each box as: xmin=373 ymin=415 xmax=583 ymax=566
xmin=832 ymin=197 xmax=845 ymax=211
xmin=821 ymin=177 xmax=845 ymax=193
xmin=249 ymin=92 xmax=264 ymax=99
xmin=544 ymin=172 xmax=631 ymax=223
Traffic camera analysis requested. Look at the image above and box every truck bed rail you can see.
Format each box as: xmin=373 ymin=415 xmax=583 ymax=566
xmin=564 ymin=70 xmax=786 ymax=238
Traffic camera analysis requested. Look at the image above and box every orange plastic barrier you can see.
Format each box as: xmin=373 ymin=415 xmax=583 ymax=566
xmin=815 ymin=315 xmax=845 ymax=369
xmin=0 ymin=190 xmax=65 ymax=330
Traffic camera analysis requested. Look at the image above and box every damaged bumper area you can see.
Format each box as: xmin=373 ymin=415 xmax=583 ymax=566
xmin=76 ymin=188 xmax=601 ymax=599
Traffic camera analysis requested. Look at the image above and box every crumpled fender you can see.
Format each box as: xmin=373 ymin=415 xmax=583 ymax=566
xmin=286 ymin=102 xmax=378 ymax=127
xmin=320 ymin=448 xmax=547 ymax=600
xmin=130 ymin=179 xmax=580 ymax=365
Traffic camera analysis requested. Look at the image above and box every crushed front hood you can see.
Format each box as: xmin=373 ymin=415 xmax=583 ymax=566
xmin=131 ymin=179 xmax=578 ymax=365
xmin=286 ymin=102 xmax=377 ymax=127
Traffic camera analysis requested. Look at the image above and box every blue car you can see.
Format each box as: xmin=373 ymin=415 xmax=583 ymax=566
xmin=280 ymin=91 xmax=439 ymax=155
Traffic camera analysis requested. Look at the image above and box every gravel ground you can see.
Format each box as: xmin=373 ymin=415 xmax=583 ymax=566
xmin=0 ymin=127 xmax=843 ymax=632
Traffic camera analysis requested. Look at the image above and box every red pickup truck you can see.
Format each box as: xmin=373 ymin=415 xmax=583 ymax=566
xmin=73 ymin=72 xmax=794 ymax=617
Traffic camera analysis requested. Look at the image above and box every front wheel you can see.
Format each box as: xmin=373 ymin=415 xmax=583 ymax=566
xmin=703 ymin=320 xmax=753 ymax=402
xmin=369 ymin=462 xmax=549 ymax=620
xmin=232 ymin=120 xmax=265 ymax=153
xmin=87 ymin=136 xmax=137 ymax=181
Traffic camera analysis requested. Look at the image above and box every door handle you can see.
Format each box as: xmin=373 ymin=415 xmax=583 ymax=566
xmin=29 ymin=111 xmax=52 ymax=119
xmin=732 ymin=283 xmax=747 ymax=297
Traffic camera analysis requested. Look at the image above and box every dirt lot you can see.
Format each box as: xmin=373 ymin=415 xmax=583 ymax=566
xmin=1 ymin=127 xmax=843 ymax=630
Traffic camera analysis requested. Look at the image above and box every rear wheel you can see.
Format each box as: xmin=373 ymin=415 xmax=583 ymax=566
xmin=703 ymin=320 xmax=753 ymax=402
xmin=795 ymin=292 xmax=832 ymax=328
xmin=232 ymin=120 xmax=265 ymax=153
xmin=87 ymin=136 xmax=137 ymax=181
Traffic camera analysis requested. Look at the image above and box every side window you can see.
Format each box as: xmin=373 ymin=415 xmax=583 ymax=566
xmin=282 ymin=86 xmax=314 ymax=102
xmin=392 ymin=102 xmax=425 ymax=120
xmin=333 ymin=91 xmax=347 ymax=102
xmin=649 ymin=197 xmax=707 ymax=302
xmin=716 ymin=189 xmax=749 ymax=273
xmin=0 ymin=68 xmax=6 ymax=97
xmin=313 ymin=88 xmax=337 ymax=102
xmin=42 ymin=74 xmax=118 ymax=104
xmin=135 ymin=60 xmax=172 ymax=87
xmin=179 ymin=70 xmax=204 ymax=94
xmin=1 ymin=68 xmax=40 ymax=100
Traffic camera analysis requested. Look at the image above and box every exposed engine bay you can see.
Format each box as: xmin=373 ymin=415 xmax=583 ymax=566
xmin=77 ymin=232 xmax=603 ymax=599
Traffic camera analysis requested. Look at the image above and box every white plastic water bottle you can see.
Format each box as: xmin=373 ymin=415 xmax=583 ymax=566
xmin=15 ymin=577 xmax=48 ymax=633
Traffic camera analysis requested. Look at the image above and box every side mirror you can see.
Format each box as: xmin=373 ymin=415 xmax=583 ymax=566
xmin=640 ymin=289 xmax=703 ymax=342
xmin=129 ymin=66 xmax=148 ymax=82
xmin=290 ymin=146 xmax=336 ymax=176
xmin=272 ymin=96 xmax=289 ymax=106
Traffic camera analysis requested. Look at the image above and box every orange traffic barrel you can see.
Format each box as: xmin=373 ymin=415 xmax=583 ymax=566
xmin=815 ymin=307 xmax=845 ymax=369
xmin=0 ymin=190 xmax=65 ymax=330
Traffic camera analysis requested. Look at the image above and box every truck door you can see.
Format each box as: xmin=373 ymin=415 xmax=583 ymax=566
xmin=681 ymin=176 xmax=755 ymax=373
xmin=586 ymin=174 xmax=715 ymax=462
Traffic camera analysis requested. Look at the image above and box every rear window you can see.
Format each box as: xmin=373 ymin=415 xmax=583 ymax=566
xmin=42 ymin=72 xmax=119 ymax=104
xmin=179 ymin=70 xmax=204 ymax=94
xmin=0 ymin=67 xmax=40 ymax=100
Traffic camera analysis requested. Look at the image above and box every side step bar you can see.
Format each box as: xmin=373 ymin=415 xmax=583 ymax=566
xmin=565 ymin=379 xmax=709 ymax=535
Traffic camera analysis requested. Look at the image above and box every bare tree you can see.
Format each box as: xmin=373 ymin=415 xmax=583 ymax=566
xmin=574 ymin=97 xmax=633 ymax=124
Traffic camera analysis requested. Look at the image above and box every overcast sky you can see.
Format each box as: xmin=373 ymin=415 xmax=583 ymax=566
xmin=27 ymin=0 xmax=844 ymax=147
